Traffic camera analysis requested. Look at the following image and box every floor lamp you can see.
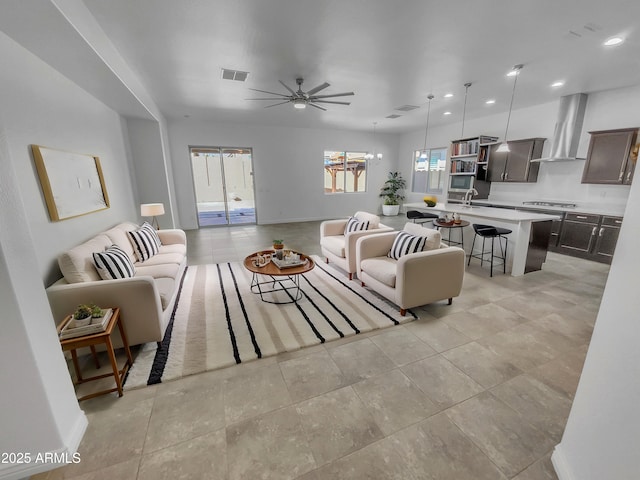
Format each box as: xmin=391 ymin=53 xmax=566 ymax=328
xmin=140 ymin=203 xmax=165 ymax=229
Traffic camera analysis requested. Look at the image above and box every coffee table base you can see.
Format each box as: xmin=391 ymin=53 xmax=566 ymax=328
xmin=250 ymin=272 xmax=304 ymax=304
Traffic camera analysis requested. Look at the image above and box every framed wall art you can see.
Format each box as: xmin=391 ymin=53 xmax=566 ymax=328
xmin=31 ymin=145 xmax=110 ymax=221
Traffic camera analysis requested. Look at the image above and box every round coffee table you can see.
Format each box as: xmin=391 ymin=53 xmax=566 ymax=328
xmin=243 ymin=250 xmax=315 ymax=304
xmin=433 ymin=219 xmax=470 ymax=248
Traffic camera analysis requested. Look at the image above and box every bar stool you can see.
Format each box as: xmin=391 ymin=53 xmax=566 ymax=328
xmin=406 ymin=210 xmax=439 ymax=225
xmin=467 ymin=224 xmax=512 ymax=277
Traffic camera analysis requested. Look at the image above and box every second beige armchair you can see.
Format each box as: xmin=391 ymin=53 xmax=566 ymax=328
xmin=356 ymin=223 xmax=465 ymax=315
xmin=320 ymin=211 xmax=393 ymax=279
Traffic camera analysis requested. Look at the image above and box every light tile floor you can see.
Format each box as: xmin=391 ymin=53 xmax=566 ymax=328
xmin=35 ymin=217 xmax=610 ymax=479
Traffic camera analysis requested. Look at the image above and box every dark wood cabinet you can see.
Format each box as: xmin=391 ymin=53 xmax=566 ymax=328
xmin=582 ymin=128 xmax=638 ymax=184
xmin=593 ymin=216 xmax=623 ymax=261
xmin=557 ymin=212 xmax=622 ymax=264
xmin=488 ymin=138 xmax=545 ymax=183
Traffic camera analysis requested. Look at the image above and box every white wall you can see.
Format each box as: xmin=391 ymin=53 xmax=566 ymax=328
xmin=168 ymin=120 xmax=400 ymax=228
xmin=0 ymin=33 xmax=98 ymax=478
xmin=126 ymin=117 xmax=177 ymax=229
xmin=0 ymin=31 xmax=138 ymax=286
xmin=551 ymin=146 xmax=640 ymax=479
xmin=399 ymin=86 xmax=640 ymax=210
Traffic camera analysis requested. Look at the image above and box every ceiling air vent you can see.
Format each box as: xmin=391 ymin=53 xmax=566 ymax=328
xmin=386 ymin=114 xmax=402 ymax=119
xmin=221 ymin=69 xmax=249 ymax=82
xmin=395 ymin=105 xmax=420 ymax=112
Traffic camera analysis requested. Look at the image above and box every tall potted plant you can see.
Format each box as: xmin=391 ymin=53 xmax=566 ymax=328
xmin=379 ymin=171 xmax=406 ymax=216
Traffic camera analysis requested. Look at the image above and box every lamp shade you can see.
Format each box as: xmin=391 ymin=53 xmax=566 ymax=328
xmin=140 ymin=203 xmax=165 ymax=217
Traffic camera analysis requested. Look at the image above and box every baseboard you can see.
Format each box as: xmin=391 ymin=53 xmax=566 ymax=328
xmin=0 ymin=411 xmax=87 ymax=480
xmin=551 ymin=443 xmax=575 ymax=480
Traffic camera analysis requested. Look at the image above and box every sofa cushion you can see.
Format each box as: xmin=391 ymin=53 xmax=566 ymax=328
xmin=361 ymin=257 xmax=397 ymax=288
xmin=354 ymin=211 xmax=380 ymax=229
xmin=58 ymin=234 xmax=112 ymax=283
xmin=320 ymin=235 xmax=346 ymax=258
xmin=388 ymin=231 xmax=427 ymax=260
xmin=135 ymin=263 xmax=181 ymax=281
xmin=159 ymin=243 xmax=187 ymax=256
xmin=103 ymin=223 xmax=137 ymax=262
xmin=138 ymin=252 xmax=185 ymax=267
xmin=93 ymin=245 xmax=136 ymax=280
xmin=403 ymin=223 xmax=442 ymax=251
xmin=346 ymin=216 xmax=369 ymax=233
xmin=128 ymin=222 xmax=161 ymax=262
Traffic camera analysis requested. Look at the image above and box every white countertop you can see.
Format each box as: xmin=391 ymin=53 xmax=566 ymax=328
xmin=469 ymin=199 xmax=626 ymax=217
xmin=404 ymin=203 xmax=560 ymax=222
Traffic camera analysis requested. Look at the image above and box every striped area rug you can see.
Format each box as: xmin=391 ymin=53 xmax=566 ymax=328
xmin=125 ymin=255 xmax=416 ymax=389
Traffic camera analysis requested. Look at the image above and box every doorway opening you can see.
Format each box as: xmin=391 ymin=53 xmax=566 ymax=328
xmin=190 ymin=147 xmax=256 ymax=226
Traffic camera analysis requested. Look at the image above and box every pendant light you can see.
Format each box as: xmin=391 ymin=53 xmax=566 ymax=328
xmin=496 ymin=64 xmax=523 ymax=153
xmin=419 ymin=94 xmax=435 ymax=158
xmin=461 ymin=82 xmax=472 ymax=138
xmin=365 ymin=122 xmax=382 ymax=160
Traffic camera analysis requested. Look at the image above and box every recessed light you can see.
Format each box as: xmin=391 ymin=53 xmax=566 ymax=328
xmin=444 ymin=93 xmax=453 ymax=98
xmin=486 ymin=99 xmax=496 ymax=105
xmin=443 ymin=111 xmax=452 ymax=115
xmin=604 ymin=36 xmax=624 ymax=46
xmin=551 ymin=81 xmax=565 ymax=88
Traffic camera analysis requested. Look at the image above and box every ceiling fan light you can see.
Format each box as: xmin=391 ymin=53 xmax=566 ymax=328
xmin=293 ymin=98 xmax=307 ymax=109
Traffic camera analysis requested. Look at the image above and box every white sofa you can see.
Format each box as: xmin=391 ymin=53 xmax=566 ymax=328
xmin=356 ymin=223 xmax=465 ymax=315
xmin=320 ymin=211 xmax=393 ymax=279
xmin=46 ymin=222 xmax=187 ymax=347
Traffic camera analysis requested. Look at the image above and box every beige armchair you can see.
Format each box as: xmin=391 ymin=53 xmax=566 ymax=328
xmin=356 ymin=223 xmax=465 ymax=315
xmin=320 ymin=211 xmax=393 ymax=279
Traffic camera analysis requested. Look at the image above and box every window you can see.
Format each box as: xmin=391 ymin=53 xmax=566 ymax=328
xmin=324 ymin=151 xmax=367 ymax=193
xmin=412 ymin=147 xmax=447 ymax=194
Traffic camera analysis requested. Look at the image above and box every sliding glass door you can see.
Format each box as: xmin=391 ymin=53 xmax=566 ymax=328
xmin=190 ymin=147 xmax=255 ymax=226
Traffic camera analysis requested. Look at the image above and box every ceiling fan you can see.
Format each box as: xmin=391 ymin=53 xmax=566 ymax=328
xmin=247 ymin=77 xmax=354 ymax=111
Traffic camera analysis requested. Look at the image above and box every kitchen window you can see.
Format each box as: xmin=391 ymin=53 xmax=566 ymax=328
xmin=412 ymin=147 xmax=447 ymax=194
xmin=324 ymin=150 xmax=367 ymax=193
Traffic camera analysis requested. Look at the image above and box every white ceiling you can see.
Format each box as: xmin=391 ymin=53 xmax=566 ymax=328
xmin=26 ymin=0 xmax=640 ymax=133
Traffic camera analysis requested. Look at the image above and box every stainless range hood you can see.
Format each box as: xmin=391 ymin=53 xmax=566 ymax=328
xmin=531 ymin=93 xmax=588 ymax=162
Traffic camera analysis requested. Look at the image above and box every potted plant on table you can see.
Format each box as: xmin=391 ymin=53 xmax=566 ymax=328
xmin=379 ymin=171 xmax=406 ymax=216
xmin=273 ymin=239 xmax=284 ymax=260
xmin=73 ymin=304 xmax=93 ymax=327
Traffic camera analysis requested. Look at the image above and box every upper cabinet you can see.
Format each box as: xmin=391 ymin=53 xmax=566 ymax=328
xmin=487 ymin=138 xmax=545 ymax=183
xmin=582 ymin=128 xmax=639 ymax=185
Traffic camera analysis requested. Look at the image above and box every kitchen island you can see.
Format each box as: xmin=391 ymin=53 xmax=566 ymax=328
xmin=404 ymin=202 xmax=560 ymax=276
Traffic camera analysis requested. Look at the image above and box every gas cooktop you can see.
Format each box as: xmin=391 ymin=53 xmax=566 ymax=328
xmin=522 ymin=201 xmax=577 ymax=208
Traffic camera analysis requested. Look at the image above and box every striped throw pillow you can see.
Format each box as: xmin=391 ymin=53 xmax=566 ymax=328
xmin=388 ymin=231 xmax=427 ymax=260
xmin=346 ymin=216 xmax=370 ymax=233
xmin=127 ymin=222 xmax=161 ymax=262
xmin=93 ymin=245 xmax=136 ymax=280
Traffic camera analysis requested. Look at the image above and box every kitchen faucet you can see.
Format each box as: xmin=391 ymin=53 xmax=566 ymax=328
xmin=463 ymin=188 xmax=478 ymax=207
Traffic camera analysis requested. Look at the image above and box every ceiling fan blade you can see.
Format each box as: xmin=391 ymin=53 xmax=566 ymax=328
xmin=278 ymin=80 xmax=297 ymax=96
xmin=248 ymin=87 xmax=290 ymax=96
xmin=309 ymin=91 xmax=355 ymax=99
xmin=246 ymin=97 xmax=290 ymax=100
xmin=263 ymin=100 xmax=292 ymax=108
xmin=312 ymin=100 xmax=351 ymax=105
xmin=308 ymin=103 xmax=327 ymax=111
xmin=306 ymin=82 xmax=330 ymax=96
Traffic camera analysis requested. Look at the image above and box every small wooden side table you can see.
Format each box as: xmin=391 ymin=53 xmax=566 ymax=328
xmin=57 ymin=307 xmax=132 ymax=401
xmin=433 ymin=219 xmax=470 ymax=249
